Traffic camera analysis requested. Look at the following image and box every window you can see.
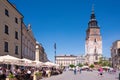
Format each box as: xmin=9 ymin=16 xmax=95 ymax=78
xmin=4 ymin=42 xmax=8 ymax=52
xmin=95 ymin=56 xmax=98 ymax=60
xmin=5 ymin=9 xmax=9 ymax=17
xmin=5 ymin=25 xmax=9 ymax=34
xmin=15 ymin=31 xmax=18 ymax=39
xmin=118 ymin=48 xmax=120 ymax=56
xmin=94 ymin=39 xmax=97 ymax=42
xmin=15 ymin=46 xmax=18 ymax=54
xmin=15 ymin=17 xmax=18 ymax=24
xmin=94 ymin=48 xmax=96 ymax=53
xmin=114 ymin=49 xmax=116 ymax=53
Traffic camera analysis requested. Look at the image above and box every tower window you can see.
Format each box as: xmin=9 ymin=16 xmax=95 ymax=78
xmin=94 ymin=39 xmax=97 ymax=42
xmin=95 ymin=56 xmax=98 ymax=60
xmin=94 ymin=48 xmax=96 ymax=53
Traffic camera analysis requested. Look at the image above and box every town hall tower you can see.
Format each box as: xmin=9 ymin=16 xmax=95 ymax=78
xmin=85 ymin=6 xmax=102 ymax=65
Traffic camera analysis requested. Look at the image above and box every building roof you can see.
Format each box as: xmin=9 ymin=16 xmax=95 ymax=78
xmin=88 ymin=5 xmax=99 ymax=28
xmin=56 ymin=54 xmax=77 ymax=57
xmin=7 ymin=0 xmax=24 ymax=18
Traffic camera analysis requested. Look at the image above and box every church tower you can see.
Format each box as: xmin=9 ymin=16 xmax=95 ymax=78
xmin=85 ymin=6 xmax=102 ymax=65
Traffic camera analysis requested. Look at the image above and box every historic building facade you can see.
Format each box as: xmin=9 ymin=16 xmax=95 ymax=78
xmin=0 ymin=0 xmax=23 ymax=58
xmin=76 ymin=55 xmax=85 ymax=65
xmin=22 ymin=23 xmax=36 ymax=60
xmin=0 ymin=0 xmax=48 ymax=62
xmin=56 ymin=55 xmax=77 ymax=67
xmin=36 ymin=42 xmax=48 ymax=62
xmin=85 ymin=7 xmax=102 ymax=65
xmin=111 ymin=40 xmax=120 ymax=69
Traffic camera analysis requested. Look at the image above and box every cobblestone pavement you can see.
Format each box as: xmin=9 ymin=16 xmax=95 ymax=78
xmin=41 ymin=70 xmax=119 ymax=80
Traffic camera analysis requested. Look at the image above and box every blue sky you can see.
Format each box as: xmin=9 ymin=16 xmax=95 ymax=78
xmin=9 ymin=0 xmax=120 ymax=62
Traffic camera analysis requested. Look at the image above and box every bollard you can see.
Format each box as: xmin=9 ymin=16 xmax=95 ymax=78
xmin=33 ymin=72 xmax=37 ymax=80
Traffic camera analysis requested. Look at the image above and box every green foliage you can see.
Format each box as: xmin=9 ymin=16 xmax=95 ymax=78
xmin=35 ymin=72 xmax=42 ymax=76
xmin=98 ymin=57 xmax=111 ymax=67
xmin=69 ymin=64 xmax=75 ymax=68
xmin=77 ymin=63 xmax=83 ymax=67
xmin=8 ymin=73 xmax=15 ymax=78
xmin=102 ymin=61 xmax=111 ymax=67
xmin=89 ymin=64 xmax=94 ymax=68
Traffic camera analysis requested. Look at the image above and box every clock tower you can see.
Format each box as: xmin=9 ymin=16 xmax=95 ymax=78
xmin=85 ymin=6 xmax=102 ymax=65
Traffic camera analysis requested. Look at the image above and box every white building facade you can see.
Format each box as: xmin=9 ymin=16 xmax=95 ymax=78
xmin=76 ymin=55 xmax=85 ymax=65
xmin=56 ymin=55 xmax=77 ymax=67
xmin=56 ymin=55 xmax=86 ymax=67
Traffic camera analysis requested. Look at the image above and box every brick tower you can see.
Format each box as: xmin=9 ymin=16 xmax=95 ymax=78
xmin=85 ymin=6 xmax=102 ymax=65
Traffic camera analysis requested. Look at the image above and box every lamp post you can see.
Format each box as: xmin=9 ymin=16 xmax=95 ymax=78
xmin=54 ymin=43 xmax=56 ymax=63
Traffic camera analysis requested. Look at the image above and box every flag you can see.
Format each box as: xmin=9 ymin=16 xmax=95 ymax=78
xmin=54 ymin=43 xmax=56 ymax=49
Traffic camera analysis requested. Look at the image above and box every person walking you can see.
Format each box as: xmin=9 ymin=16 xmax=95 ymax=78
xmin=74 ymin=68 xmax=77 ymax=75
xmin=79 ymin=68 xmax=82 ymax=74
xmin=98 ymin=67 xmax=103 ymax=76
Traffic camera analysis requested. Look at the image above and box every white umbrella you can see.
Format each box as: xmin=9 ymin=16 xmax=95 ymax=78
xmin=32 ymin=60 xmax=44 ymax=67
xmin=0 ymin=55 xmax=21 ymax=65
xmin=102 ymin=66 xmax=110 ymax=69
xmin=44 ymin=61 xmax=56 ymax=67
xmin=22 ymin=58 xmax=32 ymax=63
xmin=22 ymin=58 xmax=33 ymax=66
xmin=82 ymin=66 xmax=89 ymax=69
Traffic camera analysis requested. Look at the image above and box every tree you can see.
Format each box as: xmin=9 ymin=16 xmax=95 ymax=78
xmin=98 ymin=57 xmax=111 ymax=67
xmin=84 ymin=62 xmax=88 ymax=66
xmin=69 ymin=64 xmax=75 ymax=68
xmin=77 ymin=63 xmax=83 ymax=67
xmin=89 ymin=64 xmax=94 ymax=68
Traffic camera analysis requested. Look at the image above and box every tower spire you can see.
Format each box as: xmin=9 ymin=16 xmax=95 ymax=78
xmin=92 ymin=4 xmax=94 ymax=14
xmin=88 ymin=4 xmax=99 ymax=28
xmin=91 ymin=4 xmax=96 ymax=20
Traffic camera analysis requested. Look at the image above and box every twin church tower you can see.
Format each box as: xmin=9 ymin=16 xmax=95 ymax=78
xmin=85 ymin=6 xmax=102 ymax=65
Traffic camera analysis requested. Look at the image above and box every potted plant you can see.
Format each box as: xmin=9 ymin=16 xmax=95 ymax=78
xmin=6 ymin=73 xmax=16 ymax=80
xmin=34 ymin=71 xmax=42 ymax=80
xmin=35 ymin=72 xmax=42 ymax=76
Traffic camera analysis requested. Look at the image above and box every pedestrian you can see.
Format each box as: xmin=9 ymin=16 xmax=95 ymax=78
xmin=79 ymin=68 xmax=82 ymax=74
xmin=74 ymin=68 xmax=77 ymax=75
xmin=98 ymin=67 xmax=103 ymax=76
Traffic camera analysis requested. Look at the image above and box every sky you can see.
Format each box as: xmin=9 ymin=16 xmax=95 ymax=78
xmin=9 ymin=0 xmax=120 ymax=62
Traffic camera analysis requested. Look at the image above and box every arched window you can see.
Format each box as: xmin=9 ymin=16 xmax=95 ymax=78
xmin=94 ymin=39 xmax=97 ymax=42
xmin=94 ymin=48 xmax=96 ymax=53
xmin=95 ymin=56 xmax=98 ymax=60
